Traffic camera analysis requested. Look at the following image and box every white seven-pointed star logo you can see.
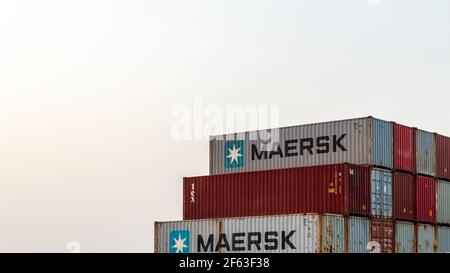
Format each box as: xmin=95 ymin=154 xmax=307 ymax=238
xmin=227 ymin=144 xmax=243 ymax=164
xmin=171 ymin=234 xmax=188 ymax=253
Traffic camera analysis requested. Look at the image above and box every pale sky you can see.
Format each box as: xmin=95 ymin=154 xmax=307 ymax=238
xmin=0 ymin=0 xmax=449 ymax=252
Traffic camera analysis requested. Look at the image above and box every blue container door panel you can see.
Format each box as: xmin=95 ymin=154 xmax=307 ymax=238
xmin=371 ymin=169 xmax=393 ymax=218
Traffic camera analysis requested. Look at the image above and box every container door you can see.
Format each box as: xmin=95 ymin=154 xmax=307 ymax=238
xmin=416 ymin=130 xmax=436 ymax=176
xmin=321 ymin=215 xmax=345 ymax=253
xmin=371 ymin=169 xmax=393 ymax=218
xmin=438 ymin=226 xmax=450 ymax=253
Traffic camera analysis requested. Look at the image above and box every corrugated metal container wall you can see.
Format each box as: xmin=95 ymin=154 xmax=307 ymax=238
xmin=437 ymin=226 xmax=450 ymax=253
xmin=393 ymin=123 xmax=415 ymax=172
xmin=315 ymin=214 xmax=345 ymax=253
xmin=395 ymin=221 xmax=415 ymax=253
xmin=371 ymin=168 xmax=393 ymax=219
xmin=348 ymin=216 xmax=370 ymax=253
xmin=184 ymin=164 xmax=370 ymax=220
xmin=155 ymin=214 xmax=345 ymax=253
xmin=372 ymin=118 xmax=393 ymax=168
xmin=209 ymin=117 xmax=393 ymax=175
xmin=416 ymin=176 xmax=436 ymax=224
xmin=416 ymin=130 xmax=436 ymax=176
xmin=437 ymin=180 xmax=450 ymax=225
xmin=349 ymin=164 xmax=371 ymax=216
xmin=436 ymin=134 xmax=450 ymax=180
xmin=417 ymin=224 xmax=435 ymax=253
xmin=371 ymin=219 xmax=394 ymax=253
xmin=393 ymin=172 xmax=415 ymax=221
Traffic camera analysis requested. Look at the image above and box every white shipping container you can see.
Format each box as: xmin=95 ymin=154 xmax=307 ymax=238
xmin=154 ymin=214 xmax=345 ymax=253
xmin=210 ymin=117 xmax=393 ymax=175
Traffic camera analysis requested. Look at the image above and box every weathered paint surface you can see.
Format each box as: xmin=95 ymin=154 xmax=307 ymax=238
xmin=416 ymin=130 xmax=436 ymax=176
xmin=393 ymin=172 xmax=415 ymax=221
xmin=437 ymin=226 xmax=450 ymax=253
xmin=372 ymin=118 xmax=393 ymax=168
xmin=348 ymin=217 xmax=370 ymax=253
xmin=394 ymin=123 xmax=415 ymax=172
xmin=154 ymin=219 xmax=220 ymax=253
xmin=395 ymin=221 xmax=415 ymax=253
xmin=417 ymin=224 xmax=435 ymax=253
xmin=436 ymin=134 xmax=450 ymax=180
xmin=371 ymin=168 xmax=393 ymax=218
xmin=210 ymin=117 xmax=393 ymax=175
xmin=437 ymin=180 xmax=450 ymax=225
xmin=416 ymin=176 xmax=436 ymax=224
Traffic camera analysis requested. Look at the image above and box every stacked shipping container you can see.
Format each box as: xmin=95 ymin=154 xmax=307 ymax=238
xmin=155 ymin=214 xmax=346 ymax=253
xmin=395 ymin=221 xmax=415 ymax=253
xmin=393 ymin=172 xmax=415 ymax=221
xmin=393 ymin=123 xmax=415 ymax=173
xmin=183 ymin=164 xmax=370 ymax=220
xmin=436 ymin=135 xmax=450 ymax=180
xmin=348 ymin=217 xmax=370 ymax=253
xmin=437 ymin=180 xmax=450 ymax=225
xmin=417 ymin=224 xmax=435 ymax=253
xmin=416 ymin=176 xmax=436 ymax=224
xmin=155 ymin=116 xmax=450 ymax=253
xmin=209 ymin=117 xmax=393 ymax=175
xmin=416 ymin=130 xmax=436 ymax=177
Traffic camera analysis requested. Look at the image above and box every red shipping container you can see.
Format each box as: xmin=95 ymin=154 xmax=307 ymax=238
xmin=394 ymin=123 xmax=415 ymax=172
xmin=436 ymin=134 xmax=450 ymax=180
xmin=183 ymin=164 xmax=370 ymax=220
xmin=393 ymin=172 xmax=415 ymax=221
xmin=370 ymin=219 xmax=394 ymax=253
xmin=416 ymin=176 xmax=436 ymax=224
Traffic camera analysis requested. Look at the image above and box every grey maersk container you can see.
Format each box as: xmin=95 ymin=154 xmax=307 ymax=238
xmin=371 ymin=168 xmax=393 ymax=219
xmin=210 ymin=117 xmax=393 ymax=175
xmin=154 ymin=214 xmax=345 ymax=253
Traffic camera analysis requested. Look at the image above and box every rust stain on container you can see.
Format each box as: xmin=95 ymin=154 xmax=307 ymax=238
xmin=370 ymin=219 xmax=394 ymax=253
xmin=210 ymin=117 xmax=393 ymax=175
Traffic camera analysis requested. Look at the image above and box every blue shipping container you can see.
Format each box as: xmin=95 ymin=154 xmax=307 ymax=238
xmin=348 ymin=216 xmax=370 ymax=253
xmin=372 ymin=118 xmax=393 ymax=169
xmin=417 ymin=224 xmax=435 ymax=253
xmin=371 ymin=168 xmax=393 ymax=218
xmin=437 ymin=226 xmax=450 ymax=253
xmin=322 ymin=214 xmax=345 ymax=253
xmin=395 ymin=221 xmax=415 ymax=253
xmin=416 ymin=130 xmax=436 ymax=176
